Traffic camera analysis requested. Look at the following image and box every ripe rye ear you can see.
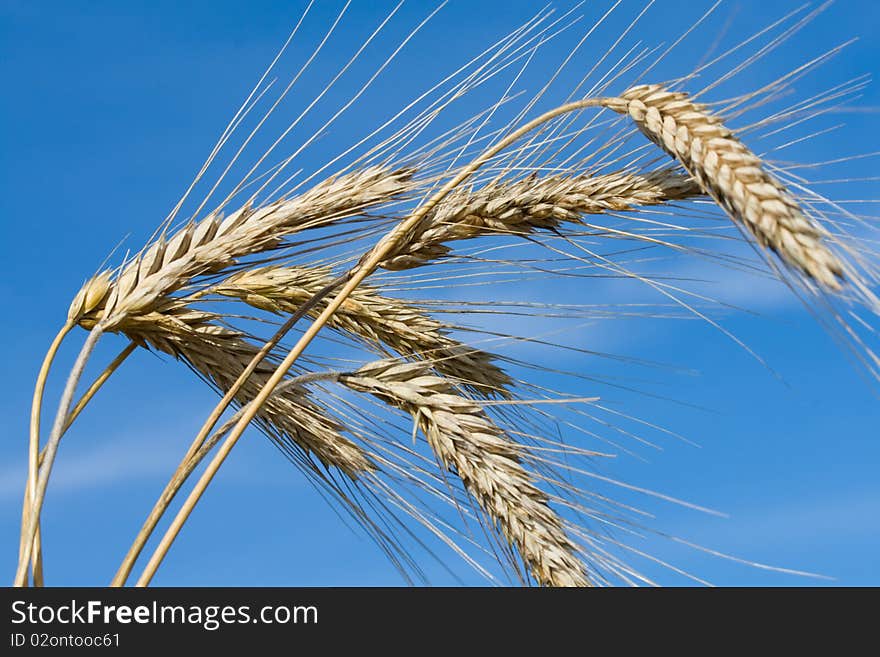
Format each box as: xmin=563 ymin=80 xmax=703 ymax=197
xmin=610 ymin=85 xmax=846 ymax=290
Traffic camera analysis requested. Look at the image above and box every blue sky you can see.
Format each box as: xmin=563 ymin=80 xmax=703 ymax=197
xmin=1 ymin=0 xmax=879 ymax=586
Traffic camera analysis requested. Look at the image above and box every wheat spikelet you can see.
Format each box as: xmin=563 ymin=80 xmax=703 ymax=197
xmin=381 ymin=168 xmax=701 ymax=270
xmin=608 ymin=84 xmax=845 ymax=290
xmin=212 ymin=265 xmax=513 ymax=397
xmin=67 ymin=271 xmax=113 ymax=324
xmin=88 ymin=304 xmax=372 ymax=477
xmin=80 ymin=166 xmax=413 ymax=329
xmin=343 ymin=359 xmax=589 ymax=587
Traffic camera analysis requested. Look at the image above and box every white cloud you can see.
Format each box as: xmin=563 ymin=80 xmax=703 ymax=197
xmin=0 ymin=436 xmax=182 ymax=505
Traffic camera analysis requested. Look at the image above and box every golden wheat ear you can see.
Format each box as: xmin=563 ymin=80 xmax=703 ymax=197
xmin=380 ymin=168 xmax=702 ymax=270
xmin=609 ymin=84 xmax=846 ymax=290
xmin=94 ymin=167 xmax=414 ymax=328
xmin=344 ymin=359 xmax=590 ymax=587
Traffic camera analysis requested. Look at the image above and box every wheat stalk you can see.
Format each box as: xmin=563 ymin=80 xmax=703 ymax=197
xmin=343 ymin=359 xmax=588 ymax=587
xmin=108 ymin=275 xmax=367 ymax=586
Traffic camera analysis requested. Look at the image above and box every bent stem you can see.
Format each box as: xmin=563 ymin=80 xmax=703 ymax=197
xmin=17 ymin=340 xmax=136 ymax=586
xmin=31 ymin=340 xmax=138 ymax=466
xmin=15 ymin=324 xmax=105 ymax=586
xmin=65 ymin=342 xmax=137 ymax=432
xmin=134 ymin=96 xmax=616 ymax=586
xmin=20 ymin=321 xmax=74 ymax=587
xmin=19 ymin=338 xmax=137 ymax=586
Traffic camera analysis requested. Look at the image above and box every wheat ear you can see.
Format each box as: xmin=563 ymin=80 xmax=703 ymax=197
xmin=211 ymin=265 xmax=512 ymax=396
xmin=381 ymin=168 xmax=702 ymax=270
xmin=109 ymin=277 xmax=359 ymax=586
xmin=611 ymin=85 xmax=845 ymax=289
xmin=343 ymin=359 xmax=588 ymax=586
xmin=130 ymin=273 xmax=361 ymax=586
xmin=90 ymin=166 xmax=413 ymax=328
xmin=385 ymin=87 xmax=844 ymax=290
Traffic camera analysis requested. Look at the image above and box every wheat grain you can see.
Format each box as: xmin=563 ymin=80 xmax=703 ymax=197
xmin=343 ymin=359 xmax=589 ymax=587
xmin=212 ymin=265 xmax=513 ymax=397
xmin=67 ymin=271 xmax=112 ymax=324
